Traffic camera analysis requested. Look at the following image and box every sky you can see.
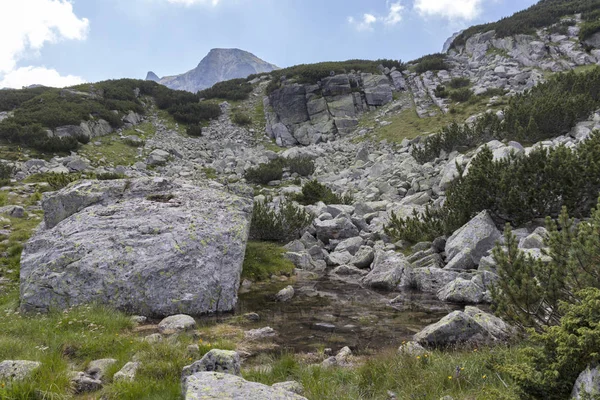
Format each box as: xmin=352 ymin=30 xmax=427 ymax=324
xmin=0 ymin=0 xmax=539 ymax=88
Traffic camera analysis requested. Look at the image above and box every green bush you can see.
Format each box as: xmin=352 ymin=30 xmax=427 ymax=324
xmin=411 ymin=54 xmax=449 ymax=74
xmin=448 ymin=77 xmax=471 ymax=89
xmin=449 ymin=88 xmax=473 ymax=102
xmin=232 ymin=112 xmax=252 ymax=126
xmin=502 ymin=288 xmax=600 ymax=400
xmin=0 ymin=163 xmax=14 ymax=185
xmin=198 ymin=78 xmax=253 ymax=101
xmin=434 ymin=85 xmax=448 ymax=98
xmin=242 ymin=241 xmax=296 ymax=280
xmin=294 ymin=179 xmax=353 ymax=206
xmin=389 ymin=133 xmax=600 ymax=243
xmin=45 ymin=173 xmax=82 ymax=190
xmin=167 ymin=102 xmax=221 ymax=125
xmin=249 ymin=198 xmax=313 ymax=242
xmin=186 ymin=124 xmax=203 ymax=137
xmin=286 ymin=157 xmax=315 ymax=177
xmin=245 ymin=159 xmax=284 ymax=184
xmin=95 ymin=172 xmax=125 ymax=180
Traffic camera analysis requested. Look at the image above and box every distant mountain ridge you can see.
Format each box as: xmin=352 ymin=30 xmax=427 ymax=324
xmin=147 ymin=48 xmax=278 ymax=93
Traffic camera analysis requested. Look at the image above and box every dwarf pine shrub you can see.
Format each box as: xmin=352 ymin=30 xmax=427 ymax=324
xmin=244 ymin=159 xmax=285 ymax=184
xmin=294 ymin=179 xmax=353 ymax=206
xmin=249 ymin=198 xmax=313 ymax=242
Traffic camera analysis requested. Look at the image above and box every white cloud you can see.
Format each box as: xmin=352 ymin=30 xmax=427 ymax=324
xmin=384 ymin=2 xmax=404 ymax=25
xmin=0 ymin=66 xmax=85 ymax=89
xmin=349 ymin=1 xmax=405 ymax=31
xmin=414 ymin=0 xmax=483 ymax=20
xmin=0 ymin=0 xmax=88 ymax=88
xmin=348 ymin=13 xmax=378 ymax=31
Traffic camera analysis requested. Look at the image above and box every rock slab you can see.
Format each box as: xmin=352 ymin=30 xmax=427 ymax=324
xmin=20 ymin=178 xmax=253 ymax=317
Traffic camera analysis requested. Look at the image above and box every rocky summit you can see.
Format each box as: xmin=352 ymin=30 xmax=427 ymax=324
xmin=148 ymin=48 xmax=278 ymax=93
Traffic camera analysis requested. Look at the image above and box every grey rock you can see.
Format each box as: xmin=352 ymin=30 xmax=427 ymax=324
xmin=275 ymin=286 xmax=295 ymax=302
xmin=114 ymin=362 xmax=140 ymax=382
xmin=20 ymin=178 xmax=253 ymax=317
xmin=464 ymin=306 xmax=514 ymax=341
xmin=397 ymin=341 xmax=427 ymax=356
xmin=86 ymin=358 xmax=117 ymax=382
xmin=70 ymin=371 xmax=103 ymax=393
xmin=572 ymin=365 xmax=600 ymax=399
xmin=182 ymin=349 xmax=241 ymax=381
xmin=0 ymin=205 xmax=25 ymax=218
xmin=272 ymin=381 xmax=305 ymax=395
xmin=244 ymin=327 xmax=277 ymax=341
xmin=334 ymin=237 xmax=364 ymax=255
xmin=183 ymin=372 xmax=307 ymax=399
xmin=437 ymin=278 xmax=485 ymax=304
xmin=158 ymin=315 xmax=196 ymax=335
xmin=410 ymin=267 xmax=461 ymax=293
xmin=147 ymin=149 xmax=170 ymax=166
xmin=0 ymin=360 xmax=41 ymax=381
xmin=362 ymin=251 xmax=410 ymax=291
xmin=350 ymin=246 xmax=375 ymax=269
xmin=314 ymin=217 xmax=359 ymax=243
xmin=414 ymin=310 xmax=493 ymax=347
xmin=445 ymin=211 xmax=501 ymax=269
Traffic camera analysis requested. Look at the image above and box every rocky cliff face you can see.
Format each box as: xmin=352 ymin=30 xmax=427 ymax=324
xmin=265 ymin=68 xmax=406 ymax=147
xmin=148 ymin=48 xmax=278 ymax=93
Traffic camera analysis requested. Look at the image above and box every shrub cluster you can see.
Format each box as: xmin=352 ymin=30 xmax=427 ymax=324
xmin=197 ymin=78 xmax=253 ymax=101
xmin=232 ymin=112 xmax=252 ymax=126
xmin=186 ymin=124 xmax=203 ymax=137
xmin=244 ymin=157 xmax=316 ymax=184
xmin=492 ymin=200 xmax=600 ymax=399
xmin=411 ymin=54 xmax=450 ymax=74
xmin=388 ymin=132 xmax=600 ymax=243
xmin=449 ymin=88 xmax=473 ymax=102
xmin=249 ymin=198 xmax=313 ymax=242
xmin=0 ymin=163 xmax=14 ymax=185
xmin=447 ymin=77 xmax=471 ymax=89
xmin=294 ymin=179 xmax=353 ymax=206
xmin=452 ymin=0 xmax=600 ymax=48
xmin=414 ymin=67 xmax=600 ymax=163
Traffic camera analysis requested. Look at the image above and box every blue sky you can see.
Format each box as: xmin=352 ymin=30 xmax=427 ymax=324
xmin=0 ymin=0 xmax=538 ymax=88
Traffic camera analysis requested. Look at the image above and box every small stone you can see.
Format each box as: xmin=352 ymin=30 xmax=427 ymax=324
xmin=244 ymin=312 xmax=260 ymax=322
xmin=158 ymin=314 xmax=196 ymax=335
xmin=275 ymin=285 xmax=295 ymax=302
xmin=144 ymin=333 xmax=163 ymax=343
xmin=0 ymin=360 xmax=41 ymax=381
xmin=70 ymin=371 xmax=103 ymax=394
xmin=272 ymin=380 xmax=305 ymax=395
xmin=182 ymin=349 xmax=241 ymax=379
xmin=113 ymin=362 xmax=140 ymax=383
xmin=244 ymin=327 xmax=277 ymax=341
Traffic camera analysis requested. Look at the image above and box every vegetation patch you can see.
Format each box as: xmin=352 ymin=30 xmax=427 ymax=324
xmin=232 ymin=112 xmax=252 ymax=126
xmin=198 ymin=78 xmax=253 ymax=101
xmin=249 ymin=198 xmax=313 ymax=242
xmin=294 ymin=179 xmax=353 ymax=206
xmin=242 ymin=241 xmax=296 ymax=281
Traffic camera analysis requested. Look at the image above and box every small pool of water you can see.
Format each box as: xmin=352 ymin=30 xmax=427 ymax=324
xmin=199 ymin=276 xmax=460 ymax=354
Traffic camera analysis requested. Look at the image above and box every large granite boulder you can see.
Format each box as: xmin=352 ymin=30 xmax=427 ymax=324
xmin=20 ymin=178 xmax=253 ymax=317
xmin=362 ymin=74 xmax=393 ymax=106
xmin=269 ymin=85 xmax=310 ymax=126
xmin=183 ymin=372 xmax=307 ymax=399
xmin=445 ymin=211 xmax=501 ymax=270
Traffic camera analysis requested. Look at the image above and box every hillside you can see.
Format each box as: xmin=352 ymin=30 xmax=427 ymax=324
xmin=2 ymin=1 xmax=600 ymax=399
xmin=147 ymin=48 xmax=278 ymax=93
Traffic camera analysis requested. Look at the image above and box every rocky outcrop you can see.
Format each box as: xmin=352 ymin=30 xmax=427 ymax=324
xmin=149 ymin=48 xmax=278 ymax=93
xmin=49 ymin=118 xmax=114 ymax=141
xmin=265 ymin=70 xmax=400 ymax=147
xmin=19 ymin=177 xmax=253 ymax=317
xmin=183 ymin=372 xmax=307 ymax=399
xmin=0 ymin=360 xmax=41 ymax=382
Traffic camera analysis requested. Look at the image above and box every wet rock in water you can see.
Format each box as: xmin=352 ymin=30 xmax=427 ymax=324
xmin=312 ymin=322 xmax=336 ymax=332
xmin=275 ymin=285 xmax=295 ymax=302
xmin=244 ymin=327 xmax=277 ymax=341
xmin=182 ymin=349 xmax=241 ymax=380
xmin=158 ymin=314 xmax=196 ymax=335
xmin=183 ymin=372 xmax=307 ymax=399
xmin=0 ymin=360 xmax=41 ymax=382
xmin=272 ymin=380 xmax=305 ymax=395
xmin=20 ymin=178 xmax=253 ymax=317
xmin=113 ymin=361 xmax=140 ymax=382
xmin=572 ymin=365 xmax=600 ymax=399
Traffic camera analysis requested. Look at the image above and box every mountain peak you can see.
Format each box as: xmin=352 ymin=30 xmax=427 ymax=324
xmin=149 ymin=49 xmax=278 ymax=93
xmin=146 ymin=71 xmax=160 ymax=82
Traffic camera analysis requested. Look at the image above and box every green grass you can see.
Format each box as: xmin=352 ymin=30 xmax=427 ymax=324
xmin=358 ymin=92 xmax=497 ymax=144
xmin=242 ymin=241 xmax=295 ymax=281
xmin=244 ymin=347 xmax=523 ymax=400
